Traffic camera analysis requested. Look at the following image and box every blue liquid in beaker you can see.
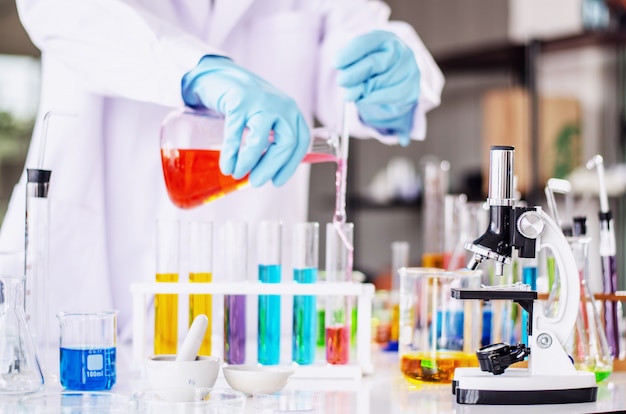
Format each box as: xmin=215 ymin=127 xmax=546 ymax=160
xmin=60 ymin=347 xmax=116 ymax=391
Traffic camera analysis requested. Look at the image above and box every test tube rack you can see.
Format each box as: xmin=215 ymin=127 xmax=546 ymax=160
xmin=130 ymin=281 xmax=375 ymax=379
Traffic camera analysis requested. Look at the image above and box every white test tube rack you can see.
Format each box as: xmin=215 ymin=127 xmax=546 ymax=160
xmin=130 ymin=281 xmax=375 ymax=379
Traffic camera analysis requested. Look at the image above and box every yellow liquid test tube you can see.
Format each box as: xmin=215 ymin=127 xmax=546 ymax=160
xmin=155 ymin=219 xmax=180 ymax=355
xmin=189 ymin=220 xmax=213 ymax=356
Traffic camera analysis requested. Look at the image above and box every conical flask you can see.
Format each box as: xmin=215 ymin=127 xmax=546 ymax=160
xmin=0 ymin=275 xmax=44 ymax=394
xmin=567 ymin=217 xmax=613 ymax=383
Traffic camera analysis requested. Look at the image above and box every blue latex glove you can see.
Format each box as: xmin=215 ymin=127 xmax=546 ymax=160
xmin=181 ymin=55 xmax=310 ymax=187
xmin=335 ymin=30 xmax=420 ymax=146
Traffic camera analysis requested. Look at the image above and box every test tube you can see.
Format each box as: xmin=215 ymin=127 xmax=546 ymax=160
xmin=189 ymin=220 xmax=213 ymax=356
xmin=257 ymin=220 xmax=282 ymax=365
xmin=223 ymin=221 xmax=247 ymax=364
xmin=155 ymin=219 xmax=180 ymax=355
xmin=388 ymin=241 xmax=409 ymax=350
xmin=292 ymin=222 xmax=319 ymax=365
xmin=325 ymin=222 xmax=354 ymax=365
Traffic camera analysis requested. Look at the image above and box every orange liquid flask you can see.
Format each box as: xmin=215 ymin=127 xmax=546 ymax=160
xmin=161 ymin=108 xmax=340 ymax=209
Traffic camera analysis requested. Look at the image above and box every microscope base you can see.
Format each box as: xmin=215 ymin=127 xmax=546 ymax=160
xmin=453 ymin=367 xmax=597 ymax=405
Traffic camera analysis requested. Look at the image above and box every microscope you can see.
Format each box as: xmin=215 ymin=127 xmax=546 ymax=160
xmin=452 ymin=146 xmax=597 ymax=405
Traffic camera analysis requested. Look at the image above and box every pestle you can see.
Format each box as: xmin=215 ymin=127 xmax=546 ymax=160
xmin=176 ymin=314 xmax=209 ymax=362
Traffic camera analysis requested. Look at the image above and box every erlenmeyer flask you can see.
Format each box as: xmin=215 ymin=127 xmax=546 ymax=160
xmin=0 ymin=275 xmax=44 ymax=394
xmin=160 ymin=107 xmax=340 ymax=209
xmin=567 ymin=217 xmax=613 ymax=383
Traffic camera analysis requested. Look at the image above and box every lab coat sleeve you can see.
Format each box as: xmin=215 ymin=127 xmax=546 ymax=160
xmin=315 ymin=0 xmax=444 ymax=144
xmin=16 ymin=0 xmax=222 ymax=107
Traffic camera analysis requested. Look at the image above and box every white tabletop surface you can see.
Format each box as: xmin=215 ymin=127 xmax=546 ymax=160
xmin=5 ymin=346 xmax=626 ymax=413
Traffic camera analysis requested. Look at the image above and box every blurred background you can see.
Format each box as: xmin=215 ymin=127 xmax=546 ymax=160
xmin=1 ymin=0 xmax=626 ymax=291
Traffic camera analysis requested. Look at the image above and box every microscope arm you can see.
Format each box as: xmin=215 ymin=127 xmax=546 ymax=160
xmin=530 ymin=209 xmax=580 ymax=347
xmin=515 ymin=209 xmax=581 ymax=376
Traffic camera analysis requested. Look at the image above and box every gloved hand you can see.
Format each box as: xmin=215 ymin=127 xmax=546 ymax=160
xmin=335 ymin=30 xmax=421 ymax=146
xmin=181 ymin=55 xmax=310 ymax=187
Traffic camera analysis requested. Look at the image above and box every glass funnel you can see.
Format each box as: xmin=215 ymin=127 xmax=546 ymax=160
xmin=160 ymin=107 xmax=340 ymax=209
xmin=0 ymin=275 xmax=44 ymax=395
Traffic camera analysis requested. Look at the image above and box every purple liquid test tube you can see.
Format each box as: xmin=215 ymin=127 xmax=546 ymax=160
xmin=223 ymin=221 xmax=247 ymax=364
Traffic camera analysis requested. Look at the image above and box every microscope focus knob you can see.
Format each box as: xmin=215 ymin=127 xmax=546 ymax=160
xmin=517 ymin=210 xmax=544 ymax=239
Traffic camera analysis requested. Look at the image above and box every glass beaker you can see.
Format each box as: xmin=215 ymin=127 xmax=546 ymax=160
xmin=398 ymin=268 xmax=481 ymax=384
xmin=160 ymin=107 xmax=340 ymax=209
xmin=0 ymin=275 xmax=44 ymax=395
xmin=57 ymin=311 xmax=117 ymax=391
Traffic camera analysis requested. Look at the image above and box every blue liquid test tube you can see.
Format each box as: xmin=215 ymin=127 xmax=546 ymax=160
xmin=292 ymin=222 xmax=319 ymax=365
xmin=223 ymin=221 xmax=247 ymax=364
xmin=258 ymin=220 xmax=282 ymax=365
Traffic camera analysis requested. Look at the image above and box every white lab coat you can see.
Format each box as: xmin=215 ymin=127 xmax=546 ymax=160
xmin=2 ymin=0 xmax=443 ymax=338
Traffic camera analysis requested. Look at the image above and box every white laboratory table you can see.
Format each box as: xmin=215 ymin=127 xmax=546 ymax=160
xmin=6 ymin=346 xmax=626 ymax=413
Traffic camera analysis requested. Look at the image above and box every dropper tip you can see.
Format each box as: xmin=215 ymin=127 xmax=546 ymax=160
xmin=586 ymin=154 xmax=604 ymax=170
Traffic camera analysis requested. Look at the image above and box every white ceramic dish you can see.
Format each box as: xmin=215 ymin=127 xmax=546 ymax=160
xmin=145 ymin=355 xmax=221 ymax=402
xmin=222 ymin=365 xmax=295 ymax=396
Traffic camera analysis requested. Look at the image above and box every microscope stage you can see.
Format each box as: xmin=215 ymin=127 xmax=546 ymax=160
xmin=453 ymin=367 xmax=597 ymax=405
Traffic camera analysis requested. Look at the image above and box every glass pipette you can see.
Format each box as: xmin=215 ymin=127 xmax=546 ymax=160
xmin=332 ymin=102 xmax=353 ymax=280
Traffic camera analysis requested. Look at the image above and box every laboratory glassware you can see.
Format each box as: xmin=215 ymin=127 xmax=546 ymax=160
xmin=0 ymin=275 xmax=44 ymax=394
xmin=398 ymin=268 xmax=481 ymax=384
xmin=587 ymin=155 xmax=620 ymax=358
xmin=160 ymin=107 xmax=341 ymax=209
xmin=420 ymin=156 xmax=449 ymax=268
xmin=131 ymin=388 xmax=245 ymax=412
xmin=20 ymin=391 xmax=130 ymax=413
xmin=188 ymin=220 xmax=213 ymax=356
xmin=567 ymin=217 xmax=613 ymax=383
xmin=222 ymin=221 xmax=247 ymax=365
xmin=325 ymin=222 xmax=354 ymax=365
xmin=443 ymin=194 xmax=468 ymax=270
xmin=24 ymin=111 xmax=59 ymax=380
xmin=257 ymin=220 xmax=282 ymax=365
xmin=155 ymin=219 xmax=180 ymax=355
xmin=386 ymin=241 xmax=410 ymax=351
xmin=57 ymin=310 xmax=117 ymax=391
xmin=292 ymin=222 xmax=319 ymax=365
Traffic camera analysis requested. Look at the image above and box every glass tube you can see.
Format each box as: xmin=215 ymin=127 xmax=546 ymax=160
xmin=292 ymin=222 xmax=319 ymax=365
xmin=420 ymin=157 xmax=449 ymax=268
xmin=155 ymin=219 xmax=179 ymax=355
xmin=257 ymin=220 xmax=282 ymax=365
xmin=325 ymin=222 xmax=354 ymax=365
xmin=189 ymin=220 xmax=213 ymax=356
xmin=223 ymin=221 xmax=247 ymax=364
xmin=388 ymin=241 xmax=409 ymax=350
xmin=24 ymin=168 xmax=51 ymax=375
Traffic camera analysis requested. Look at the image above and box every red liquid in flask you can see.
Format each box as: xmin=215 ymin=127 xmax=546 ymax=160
xmin=162 ymin=149 xmax=337 ymax=209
